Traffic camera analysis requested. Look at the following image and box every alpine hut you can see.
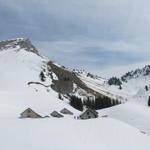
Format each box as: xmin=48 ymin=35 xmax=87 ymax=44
xmin=79 ymin=108 xmax=98 ymax=120
xmin=20 ymin=108 xmax=42 ymax=118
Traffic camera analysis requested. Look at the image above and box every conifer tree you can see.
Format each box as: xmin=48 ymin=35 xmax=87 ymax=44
xmin=39 ymin=71 xmax=45 ymax=82
xmin=148 ymin=96 xmax=150 ymax=106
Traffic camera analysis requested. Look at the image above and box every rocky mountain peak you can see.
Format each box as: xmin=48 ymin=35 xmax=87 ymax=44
xmin=0 ymin=38 xmax=40 ymax=56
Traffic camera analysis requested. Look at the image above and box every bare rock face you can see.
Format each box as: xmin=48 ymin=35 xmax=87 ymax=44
xmin=48 ymin=61 xmax=76 ymax=94
xmin=47 ymin=61 xmax=101 ymax=96
xmin=52 ymin=80 xmax=73 ymax=94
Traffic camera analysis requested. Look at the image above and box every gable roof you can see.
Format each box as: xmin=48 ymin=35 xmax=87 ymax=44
xmin=51 ymin=111 xmax=64 ymax=118
xmin=80 ymin=108 xmax=98 ymax=117
xmin=20 ymin=108 xmax=42 ymax=117
xmin=60 ymin=108 xmax=73 ymax=115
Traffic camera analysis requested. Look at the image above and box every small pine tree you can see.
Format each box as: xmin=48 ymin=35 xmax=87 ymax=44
xmin=119 ymin=85 xmax=122 ymax=90
xmin=58 ymin=93 xmax=62 ymax=100
xmin=145 ymin=85 xmax=148 ymax=91
xmin=39 ymin=71 xmax=45 ymax=82
xmin=148 ymin=96 xmax=150 ymax=106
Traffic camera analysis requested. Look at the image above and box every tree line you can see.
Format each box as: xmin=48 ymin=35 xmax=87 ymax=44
xmin=69 ymin=95 xmax=121 ymax=111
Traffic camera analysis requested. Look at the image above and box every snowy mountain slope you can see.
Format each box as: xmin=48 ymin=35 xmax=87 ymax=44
xmin=0 ymin=38 xmax=109 ymax=119
xmin=1 ymin=38 xmax=121 ymax=118
xmin=78 ymin=74 xmax=127 ymax=101
xmin=0 ymin=47 xmax=44 ymax=91
xmin=0 ymin=38 xmax=81 ymax=118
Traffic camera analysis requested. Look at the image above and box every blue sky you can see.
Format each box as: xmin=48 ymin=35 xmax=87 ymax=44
xmin=1 ymin=0 xmax=150 ymax=77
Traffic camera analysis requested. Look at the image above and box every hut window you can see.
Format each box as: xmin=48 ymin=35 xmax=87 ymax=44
xmin=87 ymin=112 xmax=89 ymax=115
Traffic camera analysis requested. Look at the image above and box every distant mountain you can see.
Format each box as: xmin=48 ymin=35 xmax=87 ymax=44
xmin=121 ymin=65 xmax=150 ymax=82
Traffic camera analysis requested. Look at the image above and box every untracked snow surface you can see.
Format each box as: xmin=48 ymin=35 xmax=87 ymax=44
xmin=1 ymin=118 xmax=150 ymax=150
xmin=99 ymin=102 xmax=150 ymax=135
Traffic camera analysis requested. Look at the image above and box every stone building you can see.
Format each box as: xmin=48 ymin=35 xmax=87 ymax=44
xmin=20 ymin=108 xmax=42 ymax=118
xmin=79 ymin=108 xmax=98 ymax=120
